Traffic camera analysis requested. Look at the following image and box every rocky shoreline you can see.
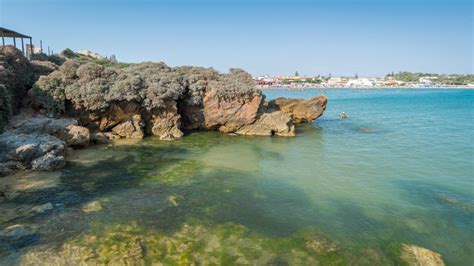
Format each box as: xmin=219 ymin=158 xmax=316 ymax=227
xmin=0 ymin=46 xmax=327 ymax=175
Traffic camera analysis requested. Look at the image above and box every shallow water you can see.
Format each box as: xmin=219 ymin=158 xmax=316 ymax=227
xmin=1 ymin=89 xmax=473 ymax=265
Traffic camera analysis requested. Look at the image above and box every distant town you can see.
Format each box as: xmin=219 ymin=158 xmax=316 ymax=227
xmin=254 ymin=72 xmax=474 ymax=89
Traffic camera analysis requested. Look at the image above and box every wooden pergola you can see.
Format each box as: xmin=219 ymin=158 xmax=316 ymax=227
xmin=0 ymin=27 xmax=33 ymax=58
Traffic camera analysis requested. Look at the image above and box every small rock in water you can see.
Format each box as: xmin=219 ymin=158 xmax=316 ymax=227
xmin=91 ymin=132 xmax=109 ymax=144
xmin=168 ymin=195 xmax=180 ymax=206
xmin=400 ymin=244 xmax=445 ymax=266
xmin=1 ymin=225 xmax=28 ymax=240
xmin=32 ymin=202 xmax=53 ymax=213
xmin=82 ymin=201 xmax=103 ymax=213
xmin=304 ymin=235 xmax=338 ymax=253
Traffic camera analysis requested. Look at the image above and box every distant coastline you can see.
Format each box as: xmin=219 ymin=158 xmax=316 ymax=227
xmin=259 ymin=85 xmax=474 ymax=90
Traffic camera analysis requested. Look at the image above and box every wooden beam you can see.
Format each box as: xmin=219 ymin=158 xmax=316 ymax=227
xmin=13 ymin=37 xmax=16 ymax=47
xmin=1 ymin=36 xmax=4 ymax=46
xmin=21 ymin=38 xmax=25 ymax=55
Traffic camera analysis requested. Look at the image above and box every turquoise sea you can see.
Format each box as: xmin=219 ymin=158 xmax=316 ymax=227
xmin=1 ymin=89 xmax=473 ymax=265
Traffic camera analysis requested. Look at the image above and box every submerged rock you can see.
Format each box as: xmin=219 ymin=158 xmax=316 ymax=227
xmin=82 ymin=201 xmax=103 ymax=213
xmin=32 ymin=202 xmax=54 ymax=213
xmin=400 ymin=244 xmax=445 ymax=266
xmin=1 ymin=225 xmax=29 ymax=240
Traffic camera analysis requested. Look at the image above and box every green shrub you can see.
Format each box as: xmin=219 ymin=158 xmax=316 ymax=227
xmin=30 ymin=60 xmax=257 ymax=115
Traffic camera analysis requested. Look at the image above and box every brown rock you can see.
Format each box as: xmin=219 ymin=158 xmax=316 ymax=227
xmin=145 ymin=102 xmax=183 ymax=141
xmin=236 ymin=111 xmax=295 ymax=136
xmin=202 ymin=89 xmax=263 ymax=133
xmin=111 ymin=119 xmax=144 ymax=139
xmin=66 ymin=125 xmax=90 ymax=148
xmin=269 ymin=95 xmax=328 ymax=123
xmin=400 ymin=244 xmax=445 ymax=266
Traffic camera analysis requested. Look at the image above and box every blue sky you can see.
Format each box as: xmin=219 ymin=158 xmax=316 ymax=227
xmin=1 ymin=0 xmax=472 ymax=76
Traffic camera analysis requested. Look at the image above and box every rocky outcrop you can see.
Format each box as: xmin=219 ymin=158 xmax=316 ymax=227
xmin=0 ymin=111 xmax=93 ymax=175
xmin=0 ymin=131 xmax=66 ymax=174
xmin=66 ymin=125 xmax=90 ymax=147
xmin=201 ymin=89 xmax=263 ymax=133
xmin=269 ymin=95 xmax=328 ymax=123
xmin=112 ymin=115 xmax=145 ymax=139
xmin=236 ymin=111 xmax=295 ymax=136
xmin=400 ymin=244 xmax=445 ymax=266
xmin=9 ymin=112 xmax=90 ymax=147
xmin=145 ymin=102 xmax=183 ymax=140
xmin=26 ymin=52 xmax=328 ymax=140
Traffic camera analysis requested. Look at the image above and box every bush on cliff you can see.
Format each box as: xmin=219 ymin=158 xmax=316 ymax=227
xmin=0 ymin=46 xmax=37 ymax=132
xmin=60 ymin=48 xmax=130 ymax=68
xmin=30 ymin=59 xmax=257 ymax=115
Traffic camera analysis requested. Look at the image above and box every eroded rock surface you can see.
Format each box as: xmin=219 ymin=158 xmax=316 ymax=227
xmin=269 ymin=95 xmax=328 ymax=123
xmin=0 ymin=112 xmax=93 ymax=174
xmin=400 ymin=244 xmax=445 ymax=266
xmin=0 ymin=132 xmax=65 ymax=173
xmin=236 ymin=111 xmax=295 ymax=136
xmin=201 ymin=89 xmax=263 ymax=133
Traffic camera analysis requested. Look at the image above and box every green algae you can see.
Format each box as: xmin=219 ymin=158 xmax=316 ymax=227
xmin=55 ymin=222 xmax=349 ymax=265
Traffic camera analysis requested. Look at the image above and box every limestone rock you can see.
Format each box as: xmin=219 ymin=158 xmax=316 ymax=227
xmin=0 ymin=131 xmax=66 ymax=170
xmin=400 ymin=244 xmax=445 ymax=266
xmin=236 ymin=111 xmax=295 ymax=136
xmin=202 ymin=89 xmax=263 ymax=133
xmin=10 ymin=113 xmax=78 ymax=141
xmin=269 ymin=95 xmax=328 ymax=123
xmin=111 ymin=115 xmax=144 ymax=139
xmin=31 ymin=153 xmax=66 ymax=171
xmin=66 ymin=125 xmax=90 ymax=147
xmin=145 ymin=102 xmax=183 ymax=140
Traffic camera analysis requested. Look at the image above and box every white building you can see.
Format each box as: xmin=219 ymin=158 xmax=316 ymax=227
xmin=345 ymin=78 xmax=373 ymax=87
xmin=419 ymin=77 xmax=434 ymax=86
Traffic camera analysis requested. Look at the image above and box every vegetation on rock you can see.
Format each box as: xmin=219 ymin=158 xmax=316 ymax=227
xmin=0 ymin=46 xmax=35 ymax=132
xmin=30 ymin=58 xmax=257 ymax=116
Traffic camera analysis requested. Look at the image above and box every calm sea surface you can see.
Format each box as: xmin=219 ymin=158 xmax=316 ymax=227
xmin=1 ymin=89 xmax=473 ymax=265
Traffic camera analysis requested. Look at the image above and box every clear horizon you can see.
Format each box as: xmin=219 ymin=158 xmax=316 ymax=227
xmin=1 ymin=0 xmax=473 ymax=76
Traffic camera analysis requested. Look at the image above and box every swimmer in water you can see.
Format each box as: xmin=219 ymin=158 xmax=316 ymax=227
xmin=340 ymin=112 xmax=347 ymax=120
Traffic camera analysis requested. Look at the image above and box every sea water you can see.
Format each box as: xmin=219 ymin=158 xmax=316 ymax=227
xmin=1 ymin=89 xmax=472 ymax=265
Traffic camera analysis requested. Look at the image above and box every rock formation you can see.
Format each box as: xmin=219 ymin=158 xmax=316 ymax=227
xmin=0 ymin=47 xmax=328 ymax=174
xmin=0 ymin=111 xmax=91 ymax=175
xmin=27 ymin=56 xmax=327 ymax=140
xmin=400 ymin=244 xmax=445 ymax=266
xmin=268 ymin=95 xmax=328 ymax=123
